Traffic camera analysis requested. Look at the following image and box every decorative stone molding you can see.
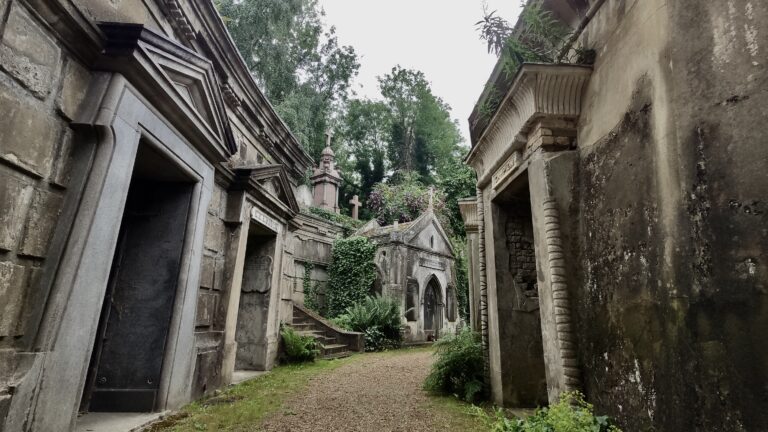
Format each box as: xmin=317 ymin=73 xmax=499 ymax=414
xmin=165 ymin=0 xmax=195 ymax=40
xmin=476 ymin=188 xmax=490 ymax=382
xmin=541 ymin=197 xmax=580 ymax=391
xmin=466 ymin=64 xmax=592 ymax=187
xmin=458 ymin=198 xmax=479 ymax=232
xmin=221 ymin=83 xmax=241 ymax=109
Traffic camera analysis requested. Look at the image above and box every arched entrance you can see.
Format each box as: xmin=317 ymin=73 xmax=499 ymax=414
xmin=423 ymin=277 xmax=443 ymax=340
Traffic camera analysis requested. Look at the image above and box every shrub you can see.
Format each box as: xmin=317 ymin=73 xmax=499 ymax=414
xmin=480 ymin=392 xmax=622 ymax=432
xmin=280 ymin=325 xmax=319 ymax=363
xmin=304 ymin=206 xmax=363 ymax=235
xmin=325 ymin=236 xmax=378 ymax=317
xmin=424 ymin=327 xmax=485 ymax=402
xmin=302 ymin=263 xmax=321 ymax=314
xmin=333 ymin=295 xmax=403 ymax=351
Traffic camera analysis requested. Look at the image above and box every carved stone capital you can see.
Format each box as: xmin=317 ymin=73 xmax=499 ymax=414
xmin=467 ymin=63 xmax=592 ymax=187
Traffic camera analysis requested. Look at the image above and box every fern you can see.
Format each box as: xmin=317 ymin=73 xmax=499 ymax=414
xmin=424 ymin=327 xmax=485 ymax=402
xmin=280 ymin=325 xmax=320 ymax=363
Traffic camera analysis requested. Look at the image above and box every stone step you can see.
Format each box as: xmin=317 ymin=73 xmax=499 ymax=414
xmin=323 ymin=351 xmax=352 ymax=360
xmin=321 ymin=343 xmax=348 ymax=355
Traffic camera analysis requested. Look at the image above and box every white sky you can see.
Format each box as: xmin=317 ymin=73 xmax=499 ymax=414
xmin=318 ymin=0 xmax=522 ymax=145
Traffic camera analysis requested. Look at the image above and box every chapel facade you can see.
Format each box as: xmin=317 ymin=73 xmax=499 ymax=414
xmin=462 ymin=0 xmax=768 ymax=430
xmin=0 ymin=1 xmax=346 ymax=430
xmin=358 ymin=210 xmax=460 ymax=342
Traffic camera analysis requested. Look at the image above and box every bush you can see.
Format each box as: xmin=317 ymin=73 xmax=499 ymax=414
xmin=424 ymin=327 xmax=485 ymax=402
xmin=304 ymin=206 xmax=363 ymax=235
xmin=280 ymin=325 xmax=319 ymax=363
xmin=325 ymin=236 xmax=378 ymax=317
xmin=333 ymin=295 xmax=403 ymax=352
xmin=480 ymin=392 xmax=622 ymax=432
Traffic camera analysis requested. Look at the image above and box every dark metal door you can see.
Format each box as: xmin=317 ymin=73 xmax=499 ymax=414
xmin=88 ymin=181 xmax=192 ymax=412
xmin=424 ymin=282 xmax=438 ymax=332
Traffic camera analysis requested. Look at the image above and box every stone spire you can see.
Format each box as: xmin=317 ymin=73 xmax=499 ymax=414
xmin=311 ymin=131 xmax=342 ymax=213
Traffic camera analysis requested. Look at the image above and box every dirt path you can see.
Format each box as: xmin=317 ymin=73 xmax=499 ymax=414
xmin=259 ymin=349 xmax=466 ymax=432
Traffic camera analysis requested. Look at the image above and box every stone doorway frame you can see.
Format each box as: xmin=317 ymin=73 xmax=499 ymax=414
xmin=466 ymin=63 xmax=591 ymax=406
xmin=220 ymin=197 xmax=285 ymax=384
xmin=421 ymin=274 xmax=444 ymax=339
xmin=28 ymin=73 xmax=214 ymax=431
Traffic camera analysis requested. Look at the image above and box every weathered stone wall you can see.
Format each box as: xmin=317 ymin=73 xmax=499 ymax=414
xmin=286 ymin=213 xmax=344 ymax=308
xmin=0 ymin=0 xmax=90 ymax=422
xmin=572 ymin=0 xmax=768 ymax=429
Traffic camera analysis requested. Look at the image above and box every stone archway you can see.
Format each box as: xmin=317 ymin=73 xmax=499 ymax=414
xmin=423 ymin=276 xmax=443 ymax=340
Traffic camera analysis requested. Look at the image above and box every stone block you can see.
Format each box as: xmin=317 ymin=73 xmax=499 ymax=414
xmin=0 ymin=83 xmax=59 ymax=178
xmin=0 ymin=4 xmax=61 ymax=98
xmin=203 ymin=215 xmax=225 ymax=252
xmin=19 ymin=189 xmax=63 ymax=258
xmin=200 ymin=255 xmax=216 ymax=289
xmin=0 ymin=174 xmax=32 ymax=251
xmin=56 ymin=58 xmax=91 ymax=121
xmin=50 ymin=128 xmax=74 ymax=188
xmin=213 ymin=258 xmax=225 ymax=291
xmin=195 ymin=291 xmax=217 ymax=327
xmin=0 ymin=261 xmax=28 ymax=337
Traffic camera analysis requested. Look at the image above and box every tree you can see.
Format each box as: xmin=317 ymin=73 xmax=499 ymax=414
xmin=216 ymin=0 xmax=359 ymax=159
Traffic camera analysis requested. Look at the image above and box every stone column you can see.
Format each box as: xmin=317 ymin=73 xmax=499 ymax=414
xmin=458 ymin=198 xmax=481 ymax=331
xmin=476 ymin=188 xmax=491 ymax=386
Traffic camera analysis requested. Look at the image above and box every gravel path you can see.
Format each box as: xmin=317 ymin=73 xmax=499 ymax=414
xmin=259 ymin=349 xmax=456 ymax=432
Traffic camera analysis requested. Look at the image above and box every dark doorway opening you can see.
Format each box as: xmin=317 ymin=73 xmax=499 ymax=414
xmin=492 ymin=174 xmax=548 ymax=407
xmin=423 ymin=277 xmax=442 ymax=340
xmin=235 ymin=222 xmax=277 ymax=371
xmin=80 ymin=143 xmax=195 ymax=413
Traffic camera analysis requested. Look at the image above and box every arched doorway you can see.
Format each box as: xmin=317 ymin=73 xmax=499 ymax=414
xmin=423 ymin=277 xmax=443 ymax=340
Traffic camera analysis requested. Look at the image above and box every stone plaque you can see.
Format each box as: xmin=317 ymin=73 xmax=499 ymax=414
xmin=419 ymin=257 xmax=445 ymax=271
xmin=242 ymin=256 xmax=273 ymax=293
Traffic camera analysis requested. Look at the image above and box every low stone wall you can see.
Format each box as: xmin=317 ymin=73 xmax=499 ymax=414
xmin=293 ymin=304 xmax=364 ymax=352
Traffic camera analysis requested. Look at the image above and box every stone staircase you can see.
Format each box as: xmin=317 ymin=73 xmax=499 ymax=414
xmin=290 ymin=304 xmax=365 ymax=359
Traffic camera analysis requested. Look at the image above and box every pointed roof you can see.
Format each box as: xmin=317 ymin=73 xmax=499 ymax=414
xmin=358 ymin=209 xmax=455 ymax=256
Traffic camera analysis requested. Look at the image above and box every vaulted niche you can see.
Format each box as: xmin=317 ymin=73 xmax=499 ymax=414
xmin=234 ymin=222 xmax=277 ymax=371
xmin=423 ymin=276 xmax=443 ymax=340
xmin=491 ymin=172 xmax=548 ymax=407
xmin=81 ymin=142 xmax=195 ymax=413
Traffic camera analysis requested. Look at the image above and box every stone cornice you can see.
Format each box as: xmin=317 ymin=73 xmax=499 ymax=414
xmin=466 ymin=63 xmax=592 ymax=187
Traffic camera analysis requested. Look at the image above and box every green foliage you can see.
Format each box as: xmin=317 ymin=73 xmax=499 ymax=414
xmin=332 ymin=295 xmax=403 ymax=352
xmin=424 ymin=328 xmax=485 ymax=402
xmin=280 ymin=325 xmax=320 ymax=363
xmin=452 ymin=237 xmax=470 ymax=320
xmin=216 ymin=0 xmax=359 ymax=158
xmin=368 ymin=172 xmax=451 ymax=230
xmin=325 ymin=236 xmax=378 ymax=317
xmin=479 ymin=392 xmax=622 ymax=432
xmin=302 ymin=263 xmax=321 ymax=313
xmin=435 ymin=151 xmax=476 ymax=238
xmin=304 ymin=206 xmax=364 ymax=235
xmin=476 ymin=2 xmax=592 ymax=122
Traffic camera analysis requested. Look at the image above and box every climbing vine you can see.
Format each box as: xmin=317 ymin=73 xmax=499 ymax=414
xmin=325 ymin=236 xmax=378 ymax=317
xmin=302 ymin=263 xmax=322 ymax=313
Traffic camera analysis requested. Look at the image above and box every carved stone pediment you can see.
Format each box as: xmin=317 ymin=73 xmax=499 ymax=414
xmin=231 ymin=164 xmax=300 ymax=214
xmin=97 ymin=23 xmax=237 ymax=161
xmin=466 ymin=63 xmax=592 ymax=186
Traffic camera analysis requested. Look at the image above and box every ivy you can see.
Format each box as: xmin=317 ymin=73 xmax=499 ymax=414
xmin=303 ymin=206 xmax=364 ymax=236
xmin=302 ymin=263 xmax=322 ymax=313
xmin=325 ymin=236 xmax=378 ymax=317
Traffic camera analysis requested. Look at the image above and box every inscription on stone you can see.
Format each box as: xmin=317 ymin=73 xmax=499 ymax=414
xmin=492 ymin=150 xmax=522 ymax=190
xmin=242 ymin=256 xmax=272 ymax=293
xmin=250 ymin=208 xmax=280 ymax=233
xmin=419 ymin=257 xmax=445 ymax=271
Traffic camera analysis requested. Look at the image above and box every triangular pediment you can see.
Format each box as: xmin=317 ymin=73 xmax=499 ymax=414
xmin=98 ymin=23 xmax=238 ymax=159
xmin=231 ymin=164 xmax=300 ymax=214
xmin=402 ymin=211 xmax=455 ymax=256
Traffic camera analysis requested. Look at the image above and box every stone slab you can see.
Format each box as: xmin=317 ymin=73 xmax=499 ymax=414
xmin=0 ymin=83 xmax=59 ymax=178
xmin=195 ymin=291 xmax=217 ymax=327
xmin=0 ymin=4 xmax=61 ymax=98
xmin=0 ymin=261 xmax=27 ymax=337
xmin=20 ymin=188 xmax=63 ymax=258
xmin=0 ymin=174 xmax=32 ymax=251
xmin=56 ymin=58 xmax=91 ymax=121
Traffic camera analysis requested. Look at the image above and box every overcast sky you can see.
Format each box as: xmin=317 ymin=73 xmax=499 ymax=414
xmin=318 ymin=0 xmax=522 ymax=145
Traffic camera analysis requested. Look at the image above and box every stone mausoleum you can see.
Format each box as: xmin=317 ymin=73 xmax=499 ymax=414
xmin=358 ymin=209 xmax=459 ymax=342
xmin=461 ymin=0 xmax=768 ymax=430
xmin=0 ymin=1 xmax=355 ymax=431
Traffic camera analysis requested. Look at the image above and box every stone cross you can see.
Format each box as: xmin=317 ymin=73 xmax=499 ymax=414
xmin=428 ymin=186 xmax=434 ymax=209
xmin=349 ymin=195 xmax=361 ymax=220
xmin=325 ymin=130 xmax=333 ymax=147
